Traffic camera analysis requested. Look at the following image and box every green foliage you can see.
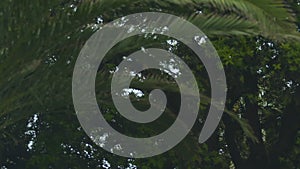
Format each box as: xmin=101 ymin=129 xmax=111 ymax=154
xmin=0 ymin=0 xmax=300 ymax=169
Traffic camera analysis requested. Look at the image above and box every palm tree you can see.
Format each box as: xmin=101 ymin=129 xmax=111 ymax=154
xmin=0 ymin=0 xmax=299 ymax=168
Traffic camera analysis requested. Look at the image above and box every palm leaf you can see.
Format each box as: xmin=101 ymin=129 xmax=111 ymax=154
xmin=198 ymin=0 xmax=299 ymax=39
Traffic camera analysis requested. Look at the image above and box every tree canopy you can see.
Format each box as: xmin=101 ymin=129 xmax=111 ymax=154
xmin=0 ymin=0 xmax=300 ymax=169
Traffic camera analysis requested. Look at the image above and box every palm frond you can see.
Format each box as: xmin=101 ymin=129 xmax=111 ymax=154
xmin=198 ymin=0 xmax=298 ymax=39
xmin=189 ymin=13 xmax=258 ymax=36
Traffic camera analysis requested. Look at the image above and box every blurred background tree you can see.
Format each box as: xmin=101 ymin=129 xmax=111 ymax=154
xmin=0 ymin=0 xmax=300 ymax=168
